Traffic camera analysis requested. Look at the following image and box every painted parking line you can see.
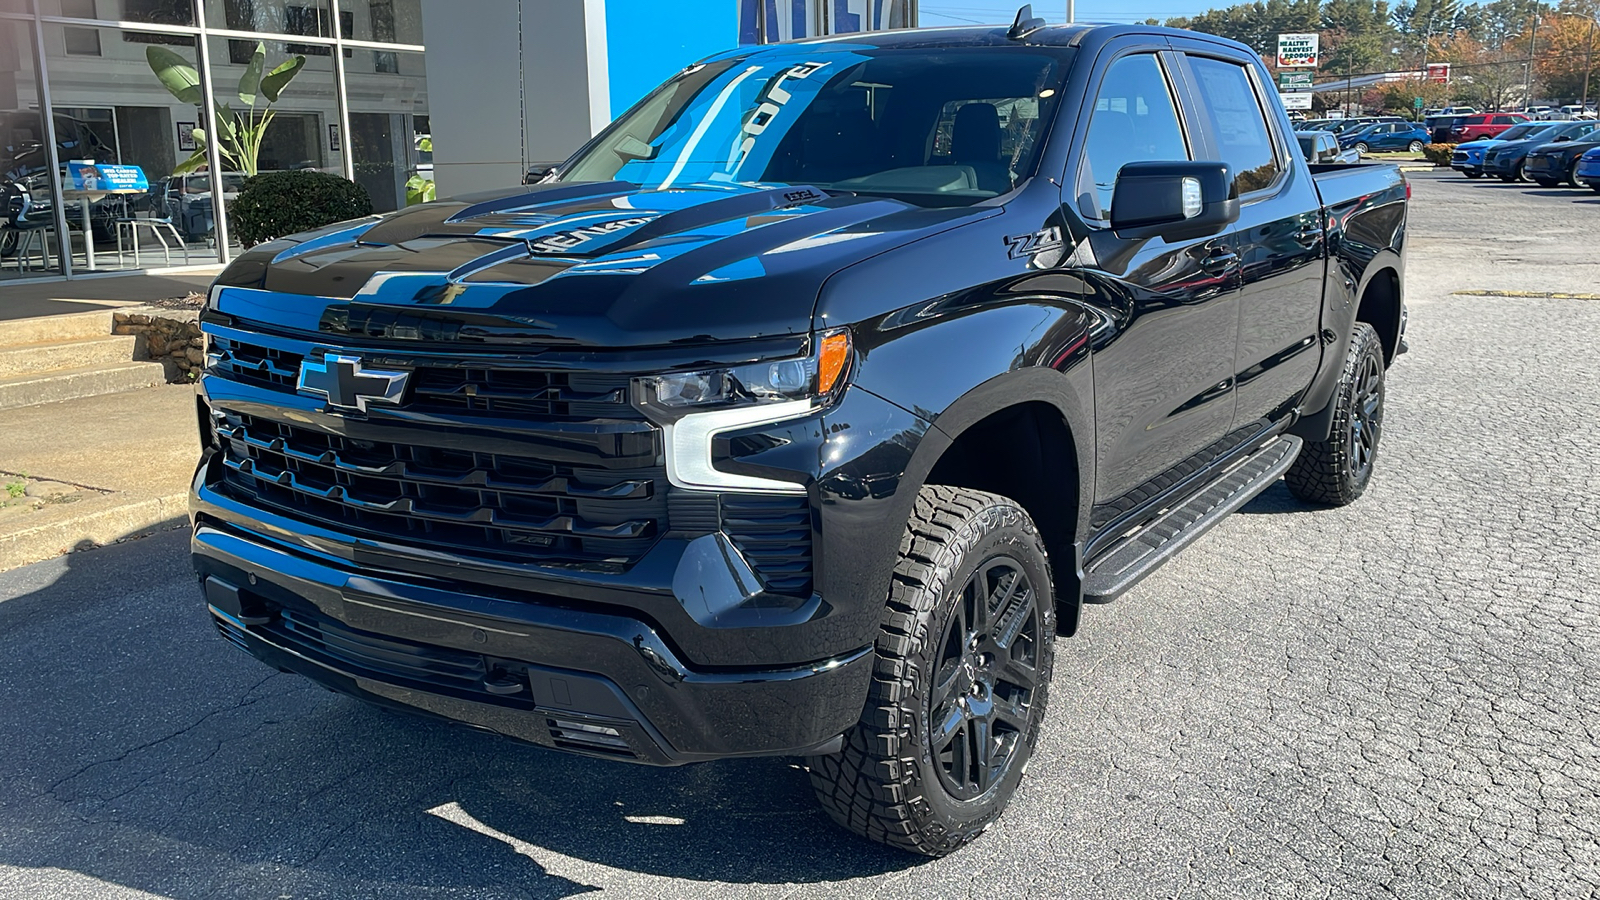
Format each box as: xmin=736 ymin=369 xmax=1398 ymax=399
xmin=1453 ymin=289 xmax=1600 ymax=300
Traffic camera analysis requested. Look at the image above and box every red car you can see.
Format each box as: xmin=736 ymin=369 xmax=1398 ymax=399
xmin=1451 ymin=113 xmax=1530 ymax=141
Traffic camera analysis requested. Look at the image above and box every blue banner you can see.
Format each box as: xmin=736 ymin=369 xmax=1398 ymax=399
xmin=65 ymin=162 xmax=149 ymax=193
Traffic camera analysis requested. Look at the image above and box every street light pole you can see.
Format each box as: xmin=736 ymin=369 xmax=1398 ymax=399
xmin=1067 ymin=0 xmax=1075 ymax=23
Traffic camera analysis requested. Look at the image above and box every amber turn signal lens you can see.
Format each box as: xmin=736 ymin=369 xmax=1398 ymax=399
xmin=817 ymin=329 xmax=851 ymax=395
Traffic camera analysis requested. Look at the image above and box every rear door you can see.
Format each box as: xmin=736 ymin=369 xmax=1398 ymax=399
xmin=1069 ymin=47 xmax=1242 ymax=508
xmin=1173 ymin=47 xmax=1325 ymax=432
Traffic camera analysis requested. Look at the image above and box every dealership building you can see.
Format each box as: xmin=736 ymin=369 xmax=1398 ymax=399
xmin=0 ymin=0 xmax=916 ymax=283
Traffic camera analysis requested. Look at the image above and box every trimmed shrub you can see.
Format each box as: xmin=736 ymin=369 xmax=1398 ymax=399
xmin=229 ymin=169 xmax=372 ymax=248
xmin=1422 ymin=143 xmax=1457 ymax=167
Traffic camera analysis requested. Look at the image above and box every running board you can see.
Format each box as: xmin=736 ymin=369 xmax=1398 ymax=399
xmin=1082 ymin=435 xmax=1303 ymax=603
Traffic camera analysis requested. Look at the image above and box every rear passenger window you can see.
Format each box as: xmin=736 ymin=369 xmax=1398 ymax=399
xmin=1187 ymin=56 xmax=1283 ymax=195
xmin=1076 ymin=54 xmax=1190 ymax=220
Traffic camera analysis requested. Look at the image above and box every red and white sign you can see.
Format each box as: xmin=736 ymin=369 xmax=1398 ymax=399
xmin=1426 ymin=63 xmax=1450 ymax=84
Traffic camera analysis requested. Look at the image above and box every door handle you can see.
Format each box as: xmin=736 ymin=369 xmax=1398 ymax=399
xmin=1198 ymin=250 xmax=1239 ymax=274
xmin=1292 ymin=225 xmax=1321 ymax=246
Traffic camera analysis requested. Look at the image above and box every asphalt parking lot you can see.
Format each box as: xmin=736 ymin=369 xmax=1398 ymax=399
xmin=2 ymin=169 xmax=1598 ymax=900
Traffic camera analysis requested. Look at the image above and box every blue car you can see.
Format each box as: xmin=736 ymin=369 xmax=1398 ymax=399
xmin=1449 ymin=121 xmax=1551 ymax=177
xmin=1483 ymin=121 xmax=1598 ymax=181
xmin=1576 ymin=146 xmax=1600 ymax=192
xmin=1339 ymin=121 xmax=1430 ymax=155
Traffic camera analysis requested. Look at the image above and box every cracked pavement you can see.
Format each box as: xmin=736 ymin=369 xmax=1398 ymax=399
xmin=1 ymin=171 xmax=1598 ymax=899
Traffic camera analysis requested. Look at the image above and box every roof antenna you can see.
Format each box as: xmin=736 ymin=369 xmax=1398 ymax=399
xmin=1008 ymin=4 xmax=1047 ymax=39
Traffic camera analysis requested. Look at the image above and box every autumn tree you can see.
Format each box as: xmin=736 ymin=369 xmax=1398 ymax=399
xmin=1528 ymin=12 xmax=1600 ymax=100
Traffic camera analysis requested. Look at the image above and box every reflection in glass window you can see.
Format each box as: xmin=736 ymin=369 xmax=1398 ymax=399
xmin=1187 ymin=56 xmax=1282 ymax=195
xmin=559 ymin=47 xmax=1073 ymax=207
xmin=1077 ymin=54 xmax=1190 ymax=220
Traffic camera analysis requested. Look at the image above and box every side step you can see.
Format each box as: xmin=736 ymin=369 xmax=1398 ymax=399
xmin=1083 ymin=435 xmax=1303 ymax=603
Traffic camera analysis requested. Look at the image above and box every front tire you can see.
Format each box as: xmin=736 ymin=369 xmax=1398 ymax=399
xmin=1567 ymin=162 xmax=1584 ymax=188
xmin=808 ymin=486 xmax=1055 ymax=857
xmin=1285 ymin=322 xmax=1386 ymax=507
xmin=1354 ymin=142 xmax=1370 ymax=156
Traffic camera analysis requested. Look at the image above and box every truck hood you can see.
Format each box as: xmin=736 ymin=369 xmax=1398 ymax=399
xmin=220 ymin=181 xmax=997 ymax=349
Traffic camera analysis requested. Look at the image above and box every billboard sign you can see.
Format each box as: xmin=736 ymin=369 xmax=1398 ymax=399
xmin=1277 ymin=33 xmax=1319 ymax=68
xmin=1280 ymin=91 xmax=1315 ymax=110
xmin=1426 ymin=63 xmax=1450 ymax=84
xmin=1279 ymin=71 xmax=1314 ymax=91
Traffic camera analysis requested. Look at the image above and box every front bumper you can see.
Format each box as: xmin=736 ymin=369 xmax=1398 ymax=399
xmin=1450 ymin=151 xmax=1484 ymax=174
xmin=1524 ymin=155 xmax=1569 ymax=179
xmin=1575 ymin=157 xmax=1600 ymax=186
xmin=1484 ymin=154 xmax=1522 ymax=176
xmin=193 ymin=520 xmax=873 ymax=764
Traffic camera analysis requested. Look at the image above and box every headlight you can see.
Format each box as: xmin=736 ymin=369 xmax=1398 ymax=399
xmin=634 ymin=328 xmax=852 ymax=494
xmin=633 ymin=328 xmax=852 ymax=423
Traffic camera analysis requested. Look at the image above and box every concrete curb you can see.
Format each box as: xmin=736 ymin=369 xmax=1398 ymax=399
xmin=0 ymin=492 xmax=188 ymax=572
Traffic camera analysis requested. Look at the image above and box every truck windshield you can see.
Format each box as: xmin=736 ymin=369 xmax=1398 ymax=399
xmin=558 ymin=45 xmax=1074 ymax=206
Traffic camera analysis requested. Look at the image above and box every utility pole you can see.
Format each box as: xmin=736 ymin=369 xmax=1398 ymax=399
xmin=1522 ymin=14 xmax=1539 ymax=109
xmin=1583 ymin=16 xmax=1596 ymax=112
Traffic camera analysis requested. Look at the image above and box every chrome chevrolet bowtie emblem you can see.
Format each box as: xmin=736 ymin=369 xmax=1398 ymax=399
xmin=297 ymin=354 xmax=409 ymax=413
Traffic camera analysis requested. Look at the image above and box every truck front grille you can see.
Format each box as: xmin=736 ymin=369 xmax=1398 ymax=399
xmin=215 ymin=412 xmax=664 ymax=568
xmin=211 ymin=335 xmax=633 ymax=419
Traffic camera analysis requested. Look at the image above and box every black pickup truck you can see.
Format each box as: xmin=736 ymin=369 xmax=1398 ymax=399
xmin=191 ymin=13 xmax=1407 ymax=856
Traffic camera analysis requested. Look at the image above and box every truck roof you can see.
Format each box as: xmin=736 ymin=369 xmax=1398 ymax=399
xmin=727 ymin=23 xmax=1258 ymax=57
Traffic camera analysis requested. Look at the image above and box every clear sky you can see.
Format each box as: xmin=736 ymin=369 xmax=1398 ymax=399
xmin=919 ymin=1 xmax=1211 ymax=27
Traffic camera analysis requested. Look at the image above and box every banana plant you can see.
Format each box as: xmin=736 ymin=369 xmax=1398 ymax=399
xmin=146 ymin=42 xmax=306 ymax=177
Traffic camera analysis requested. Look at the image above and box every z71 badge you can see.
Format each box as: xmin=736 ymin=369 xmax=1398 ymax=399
xmin=1004 ymin=226 xmax=1065 ymax=260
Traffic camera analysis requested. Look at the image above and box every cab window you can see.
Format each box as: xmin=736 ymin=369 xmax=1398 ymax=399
xmin=1075 ymin=53 xmax=1190 ymax=221
xmin=1186 ymin=55 xmax=1283 ymax=195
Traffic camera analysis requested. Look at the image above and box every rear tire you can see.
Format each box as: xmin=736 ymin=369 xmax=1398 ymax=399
xmin=808 ymin=485 xmax=1055 ymax=857
xmin=1285 ymin=322 xmax=1386 ymax=507
xmin=1408 ymin=140 xmax=1424 ymax=153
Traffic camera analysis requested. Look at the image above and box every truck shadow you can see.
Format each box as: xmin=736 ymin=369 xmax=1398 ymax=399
xmin=0 ymin=528 xmax=919 ymax=899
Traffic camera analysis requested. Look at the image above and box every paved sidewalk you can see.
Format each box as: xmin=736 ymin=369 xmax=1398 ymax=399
xmin=0 ymin=384 xmax=198 ymax=570
xmin=1 ymin=269 xmax=220 ymax=321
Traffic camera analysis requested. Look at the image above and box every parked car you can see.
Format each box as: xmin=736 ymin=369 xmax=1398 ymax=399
xmin=1339 ymin=121 xmax=1430 ymax=154
xmin=1574 ymin=146 xmax=1600 ymax=191
xmin=1297 ymin=130 xmax=1361 ymax=164
xmin=1425 ymin=114 xmax=1468 ymax=143
xmin=147 ymin=172 xmax=248 ymax=242
xmin=189 ymin=18 xmax=1409 ymax=857
xmin=1451 ymin=113 xmax=1529 ymax=142
xmin=1525 ymin=127 xmax=1600 ymax=187
xmin=1449 ymin=122 xmax=1553 ymax=177
xmin=1559 ymin=104 xmax=1596 ymax=119
xmin=1483 ymin=121 xmax=1598 ymax=181
xmin=1440 ymin=105 xmax=1478 ymax=116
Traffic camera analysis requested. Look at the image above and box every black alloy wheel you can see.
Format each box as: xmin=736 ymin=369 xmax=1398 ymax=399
xmin=1346 ymin=350 xmax=1383 ymax=486
xmin=809 ymin=485 xmax=1055 ymax=857
xmin=1285 ymin=322 xmax=1386 ymax=506
xmin=927 ymin=557 xmax=1043 ymax=801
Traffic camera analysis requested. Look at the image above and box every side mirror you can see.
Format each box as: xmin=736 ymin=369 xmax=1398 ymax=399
xmin=1554 ymin=134 xmax=1574 ymax=142
xmin=1110 ymin=161 xmax=1239 ymax=241
xmin=523 ymin=162 xmax=561 ymax=185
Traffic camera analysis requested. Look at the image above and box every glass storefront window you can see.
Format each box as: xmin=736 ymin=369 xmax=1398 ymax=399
xmin=40 ymin=21 xmax=205 ymax=273
xmin=1 ymin=13 xmax=59 ymax=280
xmin=344 ymin=45 xmax=425 ymax=212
